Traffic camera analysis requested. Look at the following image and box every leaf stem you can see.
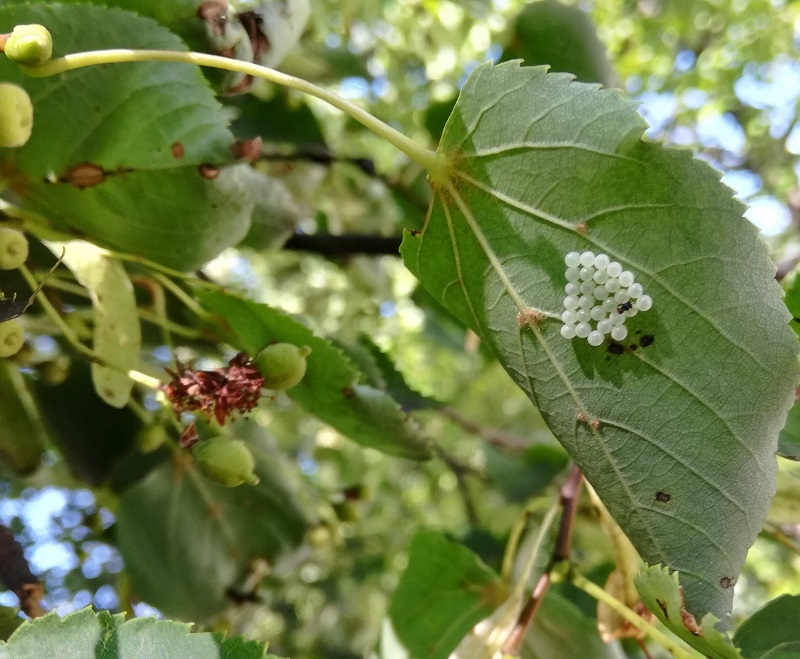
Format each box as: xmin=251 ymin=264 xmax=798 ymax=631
xmin=570 ymin=572 xmax=701 ymax=659
xmin=19 ymin=264 xmax=162 ymax=390
xmin=23 ymin=50 xmax=446 ymax=176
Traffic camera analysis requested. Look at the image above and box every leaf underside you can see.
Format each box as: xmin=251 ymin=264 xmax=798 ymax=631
xmin=402 ymin=61 xmax=799 ymax=624
xmin=0 ymin=4 xmax=247 ymax=270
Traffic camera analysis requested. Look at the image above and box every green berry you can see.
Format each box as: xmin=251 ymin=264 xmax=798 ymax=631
xmin=0 ymin=228 xmax=28 ymax=269
xmin=256 ymin=343 xmax=311 ymax=390
xmin=0 ymin=83 xmax=33 ymax=148
xmin=3 ymin=24 xmax=53 ymax=66
xmin=0 ymin=320 xmax=24 ymax=358
xmin=192 ymin=436 xmax=259 ymax=487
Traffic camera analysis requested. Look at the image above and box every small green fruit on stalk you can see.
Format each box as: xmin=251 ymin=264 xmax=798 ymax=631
xmin=2 ymin=24 xmax=53 ymax=65
xmin=0 ymin=228 xmax=29 ymax=270
xmin=256 ymin=343 xmax=311 ymax=390
xmin=0 ymin=320 xmax=24 ymax=358
xmin=0 ymin=83 xmax=33 ymax=148
xmin=192 ymin=436 xmax=259 ymax=487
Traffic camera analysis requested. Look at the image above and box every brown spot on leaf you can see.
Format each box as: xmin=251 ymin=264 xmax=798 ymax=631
xmin=680 ymin=606 xmax=702 ymax=636
xmin=607 ymin=343 xmax=624 ymax=356
xmin=720 ymin=576 xmax=733 ymax=589
xmin=342 ymin=386 xmax=355 ymax=399
xmin=589 ymin=419 xmax=600 ymax=430
xmin=574 ymin=222 xmax=587 ymax=234
xmin=656 ymin=598 xmax=668 ymax=618
xmin=231 ymin=136 xmax=262 ymax=162
xmin=409 ymin=230 xmax=421 ymax=236
xmin=655 ymin=491 xmax=670 ymax=503
xmin=208 ymin=503 xmax=222 ymax=519
xmin=199 ymin=164 xmax=219 ymax=180
xmin=171 ymin=142 xmax=185 ymax=160
xmin=640 ymin=335 xmax=654 ymax=348
xmin=517 ymin=308 xmax=544 ymax=327
xmin=64 ymin=162 xmax=106 ymax=189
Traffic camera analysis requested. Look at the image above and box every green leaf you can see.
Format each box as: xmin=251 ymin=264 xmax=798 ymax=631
xmin=0 ymin=607 xmax=271 ymax=658
xmin=520 ymin=591 xmax=617 ymax=659
xmin=226 ymin=90 xmax=326 ymax=146
xmin=53 ymin=242 xmax=141 ymax=408
xmin=197 ymin=289 xmax=432 ymax=460
xmin=388 ymin=531 xmax=507 ymax=659
xmin=34 ymin=360 xmax=143 ymax=486
xmin=733 ymin=595 xmax=800 ymax=659
xmin=778 ymin=401 xmax=800 ymax=460
xmin=0 ymin=4 xmax=253 ymax=270
xmin=402 ymin=61 xmax=799 ymax=624
xmin=502 ymin=0 xmax=616 ymax=86
xmin=0 ymin=362 xmax=47 ymax=475
xmin=634 ymin=564 xmax=742 ymax=658
xmin=116 ymin=428 xmax=308 ymax=621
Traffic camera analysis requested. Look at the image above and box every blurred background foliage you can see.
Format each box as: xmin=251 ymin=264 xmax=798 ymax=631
xmin=3 ymin=0 xmax=800 ymax=657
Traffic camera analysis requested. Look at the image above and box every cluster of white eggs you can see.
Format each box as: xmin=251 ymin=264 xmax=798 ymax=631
xmin=561 ymin=251 xmax=652 ymax=346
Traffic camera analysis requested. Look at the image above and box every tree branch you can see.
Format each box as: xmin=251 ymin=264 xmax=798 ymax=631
xmin=0 ymin=525 xmax=44 ymax=618
xmin=283 ymin=232 xmax=402 ymax=257
xmin=502 ymin=464 xmax=583 ymax=654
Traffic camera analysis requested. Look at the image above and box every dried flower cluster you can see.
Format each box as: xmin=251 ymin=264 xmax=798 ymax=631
xmin=164 ymin=352 xmax=265 ymax=430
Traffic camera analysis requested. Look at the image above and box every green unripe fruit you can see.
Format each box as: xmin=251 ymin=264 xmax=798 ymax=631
xmin=256 ymin=343 xmax=311 ymax=390
xmin=0 ymin=320 xmax=24 ymax=358
xmin=0 ymin=228 xmax=28 ymax=269
xmin=0 ymin=83 xmax=33 ymax=148
xmin=192 ymin=436 xmax=259 ymax=487
xmin=3 ymin=24 xmax=53 ymax=66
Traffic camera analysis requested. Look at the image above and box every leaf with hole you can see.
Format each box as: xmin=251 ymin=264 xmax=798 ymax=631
xmin=402 ymin=61 xmax=798 ymax=625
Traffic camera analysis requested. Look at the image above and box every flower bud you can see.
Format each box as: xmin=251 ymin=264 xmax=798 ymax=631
xmin=0 ymin=83 xmax=33 ymax=148
xmin=192 ymin=436 xmax=258 ymax=487
xmin=3 ymin=24 xmax=53 ymax=66
xmin=256 ymin=343 xmax=311 ymax=390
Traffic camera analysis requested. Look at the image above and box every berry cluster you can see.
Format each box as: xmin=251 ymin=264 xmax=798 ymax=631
xmin=561 ymin=251 xmax=652 ymax=346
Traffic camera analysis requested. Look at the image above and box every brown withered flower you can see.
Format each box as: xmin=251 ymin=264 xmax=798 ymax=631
xmin=163 ymin=352 xmax=265 ymax=426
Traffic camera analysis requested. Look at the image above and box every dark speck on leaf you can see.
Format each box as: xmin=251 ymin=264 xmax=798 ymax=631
xmin=607 ymin=343 xmax=624 ymax=355
xmin=342 ymin=386 xmax=355 ymax=399
xmin=655 ymin=491 xmax=670 ymax=503
xmin=640 ymin=335 xmax=654 ymax=348
xmin=720 ymin=576 xmax=733 ymax=589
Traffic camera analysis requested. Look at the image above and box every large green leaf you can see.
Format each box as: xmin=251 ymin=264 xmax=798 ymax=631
xmin=387 ymin=531 xmax=507 ymax=659
xmin=0 ymin=607 xmax=274 ymax=658
xmin=401 ymin=61 xmax=798 ymax=625
xmin=197 ymin=289 xmax=432 ymax=460
xmin=0 ymin=4 xmax=251 ymax=270
xmin=116 ymin=427 xmax=308 ymax=621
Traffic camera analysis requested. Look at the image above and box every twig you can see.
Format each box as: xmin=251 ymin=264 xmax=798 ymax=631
xmin=432 ymin=445 xmax=479 ymax=526
xmin=502 ymin=464 xmax=583 ymax=654
xmin=439 ymin=406 xmax=529 ymax=452
xmin=571 ymin=572 xmax=700 ymax=659
xmin=0 ymin=525 xmax=44 ymax=618
xmin=283 ymin=232 xmax=402 ymax=257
